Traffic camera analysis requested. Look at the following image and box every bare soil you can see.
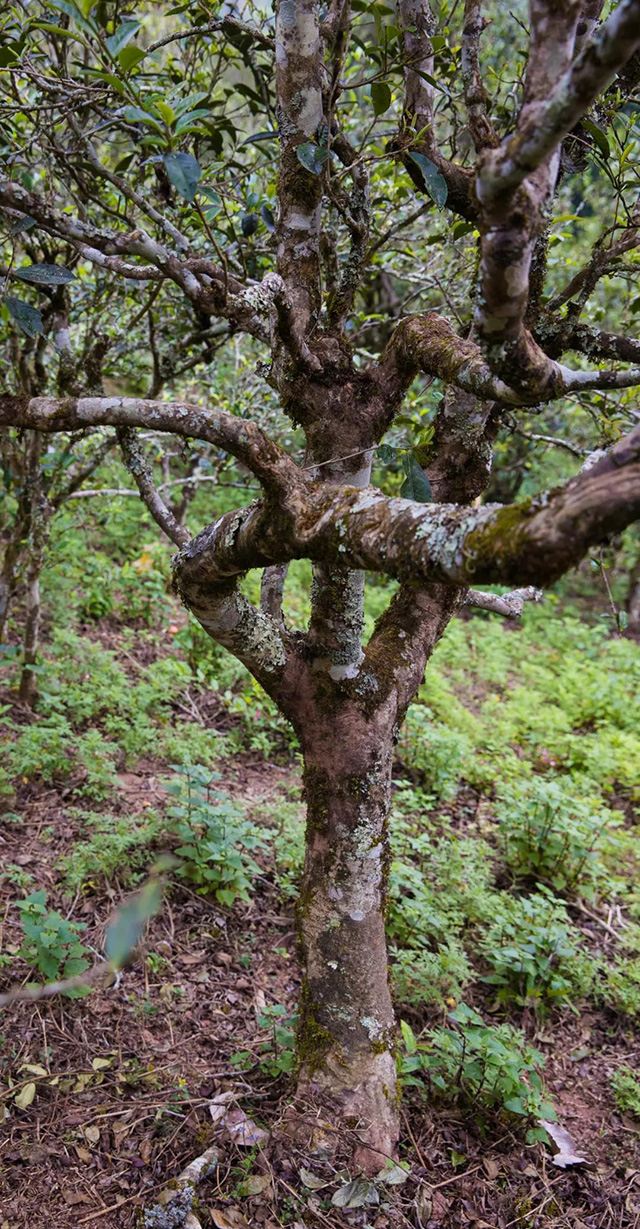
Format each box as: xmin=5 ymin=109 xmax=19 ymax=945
xmin=1 ymin=703 xmax=640 ymax=1228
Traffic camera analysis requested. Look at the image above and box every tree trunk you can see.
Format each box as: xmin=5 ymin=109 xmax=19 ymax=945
xmin=0 ymin=520 xmax=25 ymax=643
xmin=294 ymin=703 xmax=398 ymax=1173
xmin=18 ymin=434 xmax=50 ymax=706
xmin=19 ymin=561 xmax=42 ymax=705
xmin=627 ymin=553 xmax=640 ymax=632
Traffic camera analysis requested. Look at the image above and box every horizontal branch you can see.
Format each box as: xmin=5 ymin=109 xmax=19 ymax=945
xmin=0 ymin=395 xmax=300 ymax=493
xmin=0 ymin=180 xmax=269 ymax=339
xmin=174 ymin=424 xmax=640 ymax=607
xmin=465 ymin=586 xmax=543 ymax=618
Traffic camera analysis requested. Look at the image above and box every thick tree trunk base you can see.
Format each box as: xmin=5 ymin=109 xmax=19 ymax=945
xmin=292 ymin=1050 xmax=399 ymax=1174
xmin=291 ymin=708 xmax=400 ymax=1173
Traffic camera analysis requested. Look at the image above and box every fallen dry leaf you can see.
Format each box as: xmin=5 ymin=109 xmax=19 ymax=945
xmin=210 ymin=1090 xmax=236 ymax=1126
xmin=210 ymin=1209 xmax=249 ymax=1229
xmin=222 ymin=1107 xmax=268 ymax=1147
xmin=299 ymin=1167 xmax=327 ymax=1191
xmin=84 ymin=1125 xmax=100 ymax=1146
xmin=62 ymin=1190 xmax=90 ymax=1205
xmin=14 ymin=1082 xmax=36 ymax=1110
xmin=539 ymin=1120 xmax=590 ymax=1168
xmin=238 ymin=1173 xmax=270 ymax=1196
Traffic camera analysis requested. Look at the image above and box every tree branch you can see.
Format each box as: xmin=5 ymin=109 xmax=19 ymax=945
xmin=461 ymin=0 xmax=499 ymax=152
xmin=479 ymin=0 xmax=640 ymax=199
xmin=0 ymin=395 xmax=300 ymax=494
xmin=376 ymin=312 xmax=640 ymax=411
xmin=116 ymin=427 xmax=190 ymax=548
xmin=464 ymin=585 xmax=543 ymax=618
xmin=174 ymin=424 xmax=640 ymax=601
xmin=396 ymin=0 xmax=478 ymax=221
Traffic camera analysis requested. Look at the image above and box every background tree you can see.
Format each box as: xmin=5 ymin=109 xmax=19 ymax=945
xmin=2 ymin=0 xmax=640 ymax=1171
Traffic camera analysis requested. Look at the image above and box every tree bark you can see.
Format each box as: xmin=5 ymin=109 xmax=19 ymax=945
xmin=294 ymin=701 xmax=398 ymax=1173
xmin=627 ymin=552 xmax=640 ymax=632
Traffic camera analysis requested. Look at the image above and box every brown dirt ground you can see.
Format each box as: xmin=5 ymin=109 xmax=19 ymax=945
xmin=1 ymin=699 xmax=640 ymax=1229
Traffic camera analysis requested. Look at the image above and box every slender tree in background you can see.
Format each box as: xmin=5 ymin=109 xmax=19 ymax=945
xmin=2 ymin=0 xmax=640 ymax=1168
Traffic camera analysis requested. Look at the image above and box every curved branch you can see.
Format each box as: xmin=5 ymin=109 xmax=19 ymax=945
xmin=479 ymin=0 xmax=640 ymax=200
xmin=174 ymin=424 xmax=640 ymax=603
xmin=461 ymin=0 xmax=499 ymax=152
xmin=0 ymin=395 xmax=301 ymax=494
xmin=376 ymin=313 xmax=640 ymax=411
xmin=395 ymin=0 xmax=478 ymax=222
xmin=0 ymin=180 xmax=269 ymax=339
xmin=117 ymin=427 xmax=189 ymax=548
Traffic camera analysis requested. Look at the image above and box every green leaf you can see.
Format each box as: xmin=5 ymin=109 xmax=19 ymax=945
xmin=400 ymin=453 xmax=433 ymax=502
xmin=106 ymin=19 xmax=140 ymax=56
xmin=122 ymin=105 xmax=163 ymax=130
xmin=13 ymin=264 xmax=76 ymax=285
xmin=371 ymin=81 xmax=391 ymax=115
xmin=241 ymin=212 xmax=258 ymax=237
xmin=0 ymin=43 xmax=20 ymax=67
xmin=118 ymin=45 xmax=146 ymax=72
xmin=105 ymin=879 xmax=163 ymax=969
xmin=582 ymin=118 xmax=610 ymax=160
xmin=261 ymin=203 xmax=275 ymax=232
xmin=376 ymin=443 xmax=396 ymax=463
xmin=400 ymin=1019 xmax=417 ymax=1053
xmin=163 ymin=151 xmax=202 ymax=202
xmin=5 ymin=295 xmax=44 ymax=338
xmin=296 ymin=142 xmax=327 ymax=175
xmin=155 ymin=100 xmax=176 ymax=125
xmin=504 ymin=1096 xmax=527 ymax=1115
xmin=9 ymin=216 xmax=36 ymax=236
xmin=408 ymin=152 xmax=448 ymax=208
xmin=174 ymin=108 xmax=210 ymax=135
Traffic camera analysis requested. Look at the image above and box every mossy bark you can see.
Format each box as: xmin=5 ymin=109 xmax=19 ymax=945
xmin=294 ymin=705 xmax=398 ymax=1173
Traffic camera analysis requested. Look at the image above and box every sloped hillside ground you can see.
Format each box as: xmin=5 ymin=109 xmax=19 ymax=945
xmin=1 ymin=503 xmax=640 ymax=1229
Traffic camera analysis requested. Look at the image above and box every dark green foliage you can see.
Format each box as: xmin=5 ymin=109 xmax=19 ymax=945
xmin=16 ymin=890 xmax=90 ymax=995
xmin=399 ymin=1005 xmax=555 ymax=1128
xmin=165 ymin=764 xmax=267 ymax=904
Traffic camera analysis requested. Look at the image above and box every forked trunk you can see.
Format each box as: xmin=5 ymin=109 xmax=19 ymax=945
xmin=294 ymin=707 xmax=398 ymax=1173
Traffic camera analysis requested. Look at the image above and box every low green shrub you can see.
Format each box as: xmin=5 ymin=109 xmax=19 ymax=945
xmin=611 ymin=1066 xmax=640 ymax=1117
xmin=166 ymin=764 xmax=266 ymax=905
xmin=479 ymin=892 xmax=594 ymax=1014
xmin=392 ymin=941 xmax=472 ymax=1009
xmin=496 ymin=778 xmax=619 ymax=898
xmin=400 ymin=1004 xmax=555 ymax=1129
xmin=16 ymin=890 xmax=90 ymax=996
xmin=396 ymin=705 xmax=473 ymax=800
xmin=58 ymin=808 xmax=163 ymax=892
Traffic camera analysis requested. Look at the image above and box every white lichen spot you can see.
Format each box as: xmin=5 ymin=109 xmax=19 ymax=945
xmin=349 ymin=909 xmax=365 ymax=922
xmin=361 ymin=1015 xmax=383 ymax=1040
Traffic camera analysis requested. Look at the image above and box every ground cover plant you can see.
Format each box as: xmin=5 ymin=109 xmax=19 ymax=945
xmin=2 ymin=0 xmax=640 ymax=1224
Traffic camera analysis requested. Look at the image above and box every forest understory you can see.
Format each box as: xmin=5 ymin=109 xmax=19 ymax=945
xmin=1 ymin=544 xmax=639 ymax=1229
